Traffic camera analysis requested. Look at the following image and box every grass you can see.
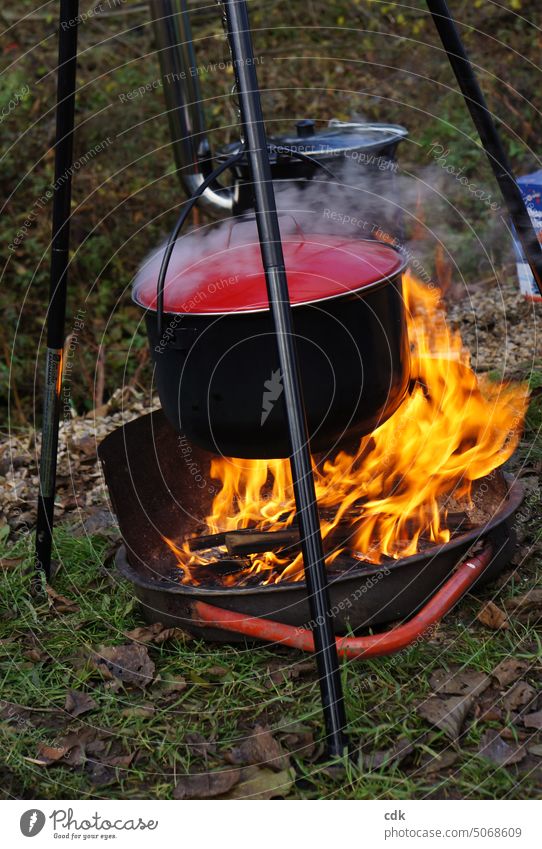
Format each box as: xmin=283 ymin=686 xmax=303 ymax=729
xmin=0 ymin=538 xmax=540 ymax=799
xmin=1 ymin=386 xmax=541 ymax=799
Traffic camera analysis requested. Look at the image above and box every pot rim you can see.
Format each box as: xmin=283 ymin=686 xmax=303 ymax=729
xmin=216 ymin=123 xmax=409 ymax=161
xmin=133 ymin=239 xmax=408 ymax=318
xmin=116 ymin=476 xmax=523 ymax=599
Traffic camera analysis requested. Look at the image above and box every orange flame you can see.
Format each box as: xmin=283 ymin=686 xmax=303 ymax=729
xmin=168 ymin=271 xmax=528 ymax=585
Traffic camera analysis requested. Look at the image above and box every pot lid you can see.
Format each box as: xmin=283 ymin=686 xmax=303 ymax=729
xmin=216 ymin=121 xmax=408 ymax=164
xmin=133 ymin=226 xmax=406 ymax=316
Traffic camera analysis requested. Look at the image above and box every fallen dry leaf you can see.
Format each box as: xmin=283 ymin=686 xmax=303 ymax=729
xmin=279 ymin=727 xmax=316 ymax=760
xmin=34 ymin=744 xmax=70 ymax=765
xmin=359 ymin=736 xmax=414 ymax=771
xmin=416 ymin=750 xmax=459 ymax=776
xmin=69 ymin=434 xmax=96 ymax=459
xmin=76 ymin=507 xmax=118 ymax=539
xmin=318 ymin=761 xmax=348 ymax=781
xmin=64 ymin=690 xmax=97 ymax=718
xmin=21 ymin=631 xmax=52 ymax=664
xmin=24 ymin=647 xmax=50 ymax=663
xmin=492 ymin=659 xmax=530 ymax=688
xmin=124 ymin=622 xmax=192 ymax=645
xmin=173 ymin=768 xmax=241 ymax=800
xmin=478 ymin=730 xmax=526 ymax=766
xmin=499 ymin=726 xmax=528 ymax=742
xmin=523 ymin=710 xmax=542 ymax=730
xmin=206 ymin=665 xmax=229 ymax=678
xmin=107 ymin=752 xmax=135 ymax=768
xmin=265 ymin=659 xmax=315 ymax=686
xmin=85 ymin=762 xmax=116 ymax=788
xmin=184 ymin=732 xmax=217 ymax=757
xmin=418 ymin=695 xmax=474 ymax=740
xmin=78 ymin=735 xmax=106 ymax=757
xmin=502 ymin=681 xmax=537 ymax=713
xmin=85 ymin=749 xmax=136 ymax=787
xmin=477 ymin=601 xmax=509 ymax=630
xmin=46 ymin=586 xmax=80 ymax=614
xmin=93 ymin=643 xmax=155 ymax=688
xmin=124 ymin=624 xmax=165 ymax=643
xmin=527 ymin=743 xmax=542 ymax=757
xmin=475 ymin=702 xmax=503 ymax=724
xmin=223 ymin=766 xmax=295 ymax=800
xmin=121 ymin=704 xmax=155 ymax=719
xmin=0 ymin=555 xmax=26 ymax=571
xmin=288 ymin=660 xmax=317 ymax=680
xmin=31 ymin=729 xmax=98 ymax=767
xmin=505 ymin=589 xmax=542 ymax=622
xmin=430 ymin=667 xmax=491 ymax=698
xmin=225 ymin=725 xmax=290 ymax=772
xmin=155 ymin=677 xmax=188 ymax=697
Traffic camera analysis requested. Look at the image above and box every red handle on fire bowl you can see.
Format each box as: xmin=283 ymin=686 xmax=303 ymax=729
xmin=193 ymin=544 xmax=494 ymax=659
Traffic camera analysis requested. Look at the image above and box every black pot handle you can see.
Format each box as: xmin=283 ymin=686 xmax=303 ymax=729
xmin=156 ymin=149 xmax=339 ymax=338
xmin=156 ymin=149 xmax=246 ymax=339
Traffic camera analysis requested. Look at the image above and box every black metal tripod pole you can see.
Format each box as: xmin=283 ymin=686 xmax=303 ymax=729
xmin=35 ymin=0 xmax=79 ymax=579
xmin=222 ymin=0 xmax=348 ymax=757
xmin=427 ymin=0 xmax=542 ymax=296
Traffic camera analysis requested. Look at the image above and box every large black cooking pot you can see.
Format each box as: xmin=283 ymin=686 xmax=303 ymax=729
xmin=133 ymin=224 xmax=410 ymax=458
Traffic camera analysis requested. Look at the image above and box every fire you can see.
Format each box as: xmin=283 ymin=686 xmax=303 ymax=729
xmin=167 ymin=271 xmax=528 ymax=585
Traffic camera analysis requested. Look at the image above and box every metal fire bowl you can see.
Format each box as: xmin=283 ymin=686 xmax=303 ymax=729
xmin=99 ymin=411 xmax=524 ymax=641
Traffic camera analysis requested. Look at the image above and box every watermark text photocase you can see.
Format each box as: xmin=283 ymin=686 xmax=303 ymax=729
xmin=19 ymin=807 xmax=159 ymax=837
xmin=427 ymin=141 xmax=501 ymax=211
xmin=0 ymin=84 xmax=30 ymax=124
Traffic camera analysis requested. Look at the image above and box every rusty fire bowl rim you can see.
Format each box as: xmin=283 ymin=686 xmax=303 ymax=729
xmin=115 ymin=476 xmax=524 ymax=597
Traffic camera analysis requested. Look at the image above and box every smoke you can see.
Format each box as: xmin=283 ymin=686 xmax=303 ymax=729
xmin=132 ymin=146 xmax=504 ymax=308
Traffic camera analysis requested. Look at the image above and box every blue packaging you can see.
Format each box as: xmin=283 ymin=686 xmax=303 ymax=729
xmin=512 ymin=169 xmax=542 ymax=301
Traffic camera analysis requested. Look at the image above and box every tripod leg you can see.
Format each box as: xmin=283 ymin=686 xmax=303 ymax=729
xmin=221 ymin=0 xmax=348 ymax=758
xmin=426 ymin=0 xmax=542 ymax=296
xmin=35 ymin=1 xmax=79 ymax=580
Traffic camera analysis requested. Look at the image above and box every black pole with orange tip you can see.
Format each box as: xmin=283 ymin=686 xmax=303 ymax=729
xmin=35 ymin=0 xmax=79 ymax=579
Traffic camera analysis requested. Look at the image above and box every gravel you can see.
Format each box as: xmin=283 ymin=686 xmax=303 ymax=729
xmin=0 ymin=387 xmax=159 ymax=541
xmin=447 ymin=274 xmax=542 ymax=376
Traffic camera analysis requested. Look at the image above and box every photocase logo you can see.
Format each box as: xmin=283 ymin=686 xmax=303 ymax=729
xmin=20 ymin=810 xmax=46 ymax=837
xmin=261 ymin=369 xmax=283 ymax=425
